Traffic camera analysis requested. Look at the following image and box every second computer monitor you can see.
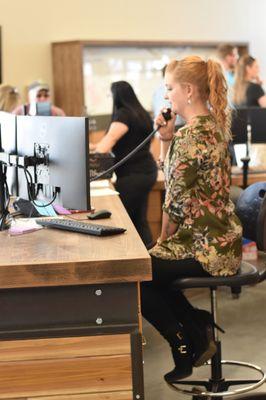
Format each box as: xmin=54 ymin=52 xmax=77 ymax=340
xmin=248 ymin=108 xmax=266 ymax=143
xmin=16 ymin=115 xmax=90 ymax=211
xmin=231 ymin=108 xmax=248 ymax=145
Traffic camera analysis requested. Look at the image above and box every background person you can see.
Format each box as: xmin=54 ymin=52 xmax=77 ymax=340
xmin=217 ymin=43 xmax=239 ymax=88
xmin=233 ymin=55 xmax=266 ymax=107
xmin=0 ymin=84 xmax=21 ymax=112
xmin=91 ymin=80 xmax=157 ymax=247
xmin=141 ymin=56 xmax=242 ymax=383
xmin=12 ymin=81 xmax=65 ymax=116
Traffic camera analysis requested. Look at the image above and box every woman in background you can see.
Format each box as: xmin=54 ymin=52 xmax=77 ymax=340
xmin=12 ymin=82 xmax=65 ymax=116
xmin=141 ymin=56 xmax=242 ymax=383
xmin=91 ymin=81 xmax=157 ymax=247
xmin=233 ymin=55 xmax=266 ymax=107
xmin=0 ymin=84 xmax=21 ymax=112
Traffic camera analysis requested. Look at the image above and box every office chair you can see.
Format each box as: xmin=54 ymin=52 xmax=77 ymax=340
xmin=233 ymin=185 xmax=266 ymax=400
xmin=236 ymin=182 xmax=266 ymax=251
xmin=167 ymin=183 xmax=266 ymax=399
xmin=230 ymin=181 xmax=266 ymax=298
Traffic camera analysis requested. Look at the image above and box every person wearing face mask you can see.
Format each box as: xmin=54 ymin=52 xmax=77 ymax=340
xmin=140 ymin=56 xmax=242 ymax=383
xmin=12 ymin=82 xmax=65 ymax=116
xmin=233 ymin=55 xmax=266 ymax=107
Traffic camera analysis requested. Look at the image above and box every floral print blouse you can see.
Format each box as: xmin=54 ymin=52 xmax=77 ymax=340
xmin=150 ymin=115 xmax=242 ymax=276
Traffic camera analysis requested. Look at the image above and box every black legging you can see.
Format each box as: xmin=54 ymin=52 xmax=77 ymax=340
xmin=141 ymin=256 xmax=210 ymax=347
xmin=115 ymin=169 xmax=157 ymax=246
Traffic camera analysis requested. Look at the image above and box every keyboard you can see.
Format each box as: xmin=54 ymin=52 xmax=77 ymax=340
xmin=36 ymin=218 xmax=126 ymax=236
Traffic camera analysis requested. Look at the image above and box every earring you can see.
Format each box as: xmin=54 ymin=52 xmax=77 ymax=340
xmin=187 ymin=97 xmax=192 ymax=105
xmin=207 ymin=100 xmax=213 ymax=111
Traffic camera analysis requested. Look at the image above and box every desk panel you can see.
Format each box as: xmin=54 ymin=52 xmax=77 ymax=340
xmin=28 ymin=392 xmax=132 ymax=400
xmin=0 ymin=283 xmax=138 ymax=340
xmin=0 ymin=335 xmax=132 ymax=399
xmin=0 ymin=354 xmax=132 ymax=399
xmin=0 ymin=193 xmax=151 ymax=399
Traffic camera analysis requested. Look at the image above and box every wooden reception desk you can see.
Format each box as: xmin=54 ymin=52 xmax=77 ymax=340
xmin=0 ymin=194 xmax=151 ymax=400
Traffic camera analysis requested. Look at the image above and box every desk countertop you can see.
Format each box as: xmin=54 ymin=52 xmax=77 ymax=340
xmin=0 ymin=194 xmax=152 ymax=289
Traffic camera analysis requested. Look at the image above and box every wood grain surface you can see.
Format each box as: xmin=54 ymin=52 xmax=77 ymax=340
xmin=0 ymin=355 xmax=132 ymax=398
xmin=0 ymin=194 xmax=151 ymax=289
xmin=27 ymin=391 xmax=132 ymax=400
xmin=0 ymin=334 xmax=131 ymax=362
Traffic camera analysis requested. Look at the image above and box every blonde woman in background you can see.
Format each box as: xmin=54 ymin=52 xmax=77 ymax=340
xmin=141 ymin=56 xmax=242 ymax=383
xmin=233 ymin=55 xmax=266 ymax=107
xmin=0 ymin=84 xmax=21 ymax=112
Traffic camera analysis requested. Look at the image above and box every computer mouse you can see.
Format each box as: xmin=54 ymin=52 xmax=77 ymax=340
xmin=87 ymin=209 xmax=112 ymax=220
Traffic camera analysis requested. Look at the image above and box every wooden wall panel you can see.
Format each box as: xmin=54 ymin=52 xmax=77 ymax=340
xmin=52 ymin=43 xmax=84 ymax=116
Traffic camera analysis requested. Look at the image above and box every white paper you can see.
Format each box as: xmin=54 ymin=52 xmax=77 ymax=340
xmin=234 ymin=143 xmax=266 ymax=169
xmin=90 ymin=179 xmax=110 ymax=188
xmin=8 ymin=218 xmax=43 ymax=235
xmin=90 ymin=188 xmax=119 ymax=197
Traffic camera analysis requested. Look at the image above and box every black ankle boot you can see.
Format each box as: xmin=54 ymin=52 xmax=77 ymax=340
xmin=191 ymin=309 xmax=224 ymax=367
xmin=193 ymin=324 xmax=217 ymax=367
xmin=164 ymin=328 xmax=193 ymax=384
xmin=168 ymin=308 xmax=221 ymax=368
xmin=164 ymin=366 xmax=192 ymax=383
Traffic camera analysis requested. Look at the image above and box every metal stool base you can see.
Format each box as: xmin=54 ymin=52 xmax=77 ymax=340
xmin=167 ymin=360 xmax=266 ymax=398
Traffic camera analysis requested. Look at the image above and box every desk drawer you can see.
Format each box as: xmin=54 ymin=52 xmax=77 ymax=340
xmin=0 ymin=283 xmax=138 ymax=339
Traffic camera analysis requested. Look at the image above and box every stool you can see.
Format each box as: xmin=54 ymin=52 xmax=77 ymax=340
xmin=167 ymin=261 xmax=266 ymax=399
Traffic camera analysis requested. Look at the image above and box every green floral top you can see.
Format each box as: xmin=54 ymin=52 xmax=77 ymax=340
xmin=150 ymin=115 xmax=242 ymax=276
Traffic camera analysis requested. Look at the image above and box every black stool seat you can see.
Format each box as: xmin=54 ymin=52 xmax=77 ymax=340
xmin=172 ymin=261 xmax=260 ymax=290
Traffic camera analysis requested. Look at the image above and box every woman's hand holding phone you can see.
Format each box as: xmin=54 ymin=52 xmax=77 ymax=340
xmin=155 ymin=108 xmax=176 ymax=142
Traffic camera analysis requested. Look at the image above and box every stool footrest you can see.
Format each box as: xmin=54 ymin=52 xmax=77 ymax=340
xmin=225 ymin=379 xmax=260 ymax=386
xmin=171 ymin=380 xmax=210 ymax=388
xmin=166 ymin=360 xmax=266 ymax=398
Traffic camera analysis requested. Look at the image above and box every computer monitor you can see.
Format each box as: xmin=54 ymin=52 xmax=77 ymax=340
xmin=0 ymin=111 xmax=17 ymax=196
xmin=248 ymin=108 xmax=266 ymax=143
xmin=16 ymin=115 xmax=90 ymax=211
xmin=231 ymin=108 xmax=248 ymax=144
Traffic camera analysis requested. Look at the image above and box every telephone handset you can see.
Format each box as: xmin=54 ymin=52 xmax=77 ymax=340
xmin=161 ymin=108 xmax=172 ymax=122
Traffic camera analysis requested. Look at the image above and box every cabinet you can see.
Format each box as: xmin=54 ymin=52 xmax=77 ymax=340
xmin=0 ymin=193 xmax=151 ymax=399
xmin=52 ymin=40 xmax=248 ymax=122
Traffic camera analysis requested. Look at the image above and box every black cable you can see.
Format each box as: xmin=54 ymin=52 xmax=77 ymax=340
xmin=89 ymin=108 xmax=172 ymax=182
xmin=0 ymin=163 xmax=10 ymax=230
xmin=23 ymin=167 xmax=57 ymax=208
xmin=90 ymin=126 xmax=159 ymax=182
